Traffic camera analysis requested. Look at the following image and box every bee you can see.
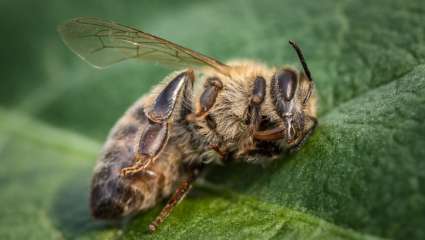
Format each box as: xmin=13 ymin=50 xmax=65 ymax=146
xmin=58 ymin=17 xmax=318 ymax=232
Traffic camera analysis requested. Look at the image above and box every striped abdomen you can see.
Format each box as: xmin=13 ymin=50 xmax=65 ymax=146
xmin=90 ymin=102 xmax=184 ymax=219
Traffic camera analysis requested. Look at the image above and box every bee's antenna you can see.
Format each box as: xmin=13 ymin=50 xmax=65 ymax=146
xmin=289 ymin=40 xmax=313 ymax=82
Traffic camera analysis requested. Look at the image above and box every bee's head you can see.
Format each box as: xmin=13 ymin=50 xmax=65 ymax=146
xmin=252 ymin=41 xmax=316 ymax=147
xmin=271 ymin=69 xmax=304 ymax=144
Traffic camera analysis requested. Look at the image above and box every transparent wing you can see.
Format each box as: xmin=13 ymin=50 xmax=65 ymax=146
xmin=58 ymin=17 xmax=230 ymax=74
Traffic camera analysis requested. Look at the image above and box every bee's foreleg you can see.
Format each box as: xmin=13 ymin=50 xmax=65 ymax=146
xmin=148 ymin=164 xmax=203 ymax=233
xmin=121 ymin=70 xmax=195 ymax=177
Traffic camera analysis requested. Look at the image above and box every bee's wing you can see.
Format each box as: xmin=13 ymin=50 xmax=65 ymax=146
xmin=58 ymin=17 xmax=230 ymax=75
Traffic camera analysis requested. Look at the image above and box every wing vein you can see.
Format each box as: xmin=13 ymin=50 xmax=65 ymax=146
xmin=58 ymin=17 xmax=230 ymax=75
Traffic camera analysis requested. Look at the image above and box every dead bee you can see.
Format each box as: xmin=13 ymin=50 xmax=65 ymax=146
xmin=58 ymin=17 xmax=318 ymax=232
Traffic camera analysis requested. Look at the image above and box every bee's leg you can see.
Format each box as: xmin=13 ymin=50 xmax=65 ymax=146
xmin=208 ymin=144 xmax=226 ymax=159
xmin=186 ymin=76 xmax=225 ymax=156
xmin=121 ymin=70 xmax=195 ymax=177
xmin=120 ymin=158 xmax=153 ymax=176
xmin=239 ymin=76 xmax=268 ymax=152
xmin=288 ymin=115 xmax=317 ymax=153
xmin=187 ymin=77 xmax=223 ymax=120
xmin=148 ymin=164 xmax=203 ymax=233
xmin=247 ymin=76 xmax=266 ymax=132
xmin=178 ymin=69 xmax=195 ymax=121
xmin=147 ymin=70 xmax=195 ymax=123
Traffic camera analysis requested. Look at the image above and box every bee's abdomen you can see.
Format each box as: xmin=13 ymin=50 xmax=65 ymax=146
xmin=90 ymin=108 xmax=184 ymax=219
xmin=90 ymin=143 xmax=142 ymax=218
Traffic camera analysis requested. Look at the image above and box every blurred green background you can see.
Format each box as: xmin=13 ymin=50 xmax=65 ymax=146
xmin=1 ymin=0 xmax=425 ymax=239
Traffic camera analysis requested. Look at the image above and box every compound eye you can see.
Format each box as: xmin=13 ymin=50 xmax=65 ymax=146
xmin=276 ymin=69 xmax=297 ymax=101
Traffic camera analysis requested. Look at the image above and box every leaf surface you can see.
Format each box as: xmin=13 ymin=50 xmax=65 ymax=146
xmin=1 ymin=0 xmax=424 ymax=239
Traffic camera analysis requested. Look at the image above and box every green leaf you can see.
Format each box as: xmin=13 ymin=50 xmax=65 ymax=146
xmin=0 ymin=110 xmax=382 ymax=240
xmin=1 ymin=0 xmax=425 ymax=239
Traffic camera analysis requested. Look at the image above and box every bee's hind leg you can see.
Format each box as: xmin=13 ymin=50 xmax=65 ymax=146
xmin=148 ymin=164 xmax=203 ymax=233
xmin=120 ymin=70 xmax=195 ymax=177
